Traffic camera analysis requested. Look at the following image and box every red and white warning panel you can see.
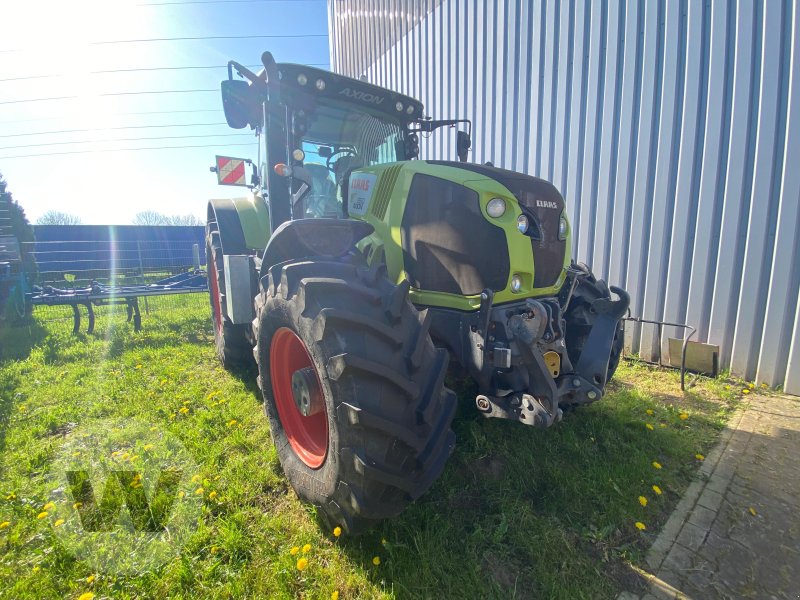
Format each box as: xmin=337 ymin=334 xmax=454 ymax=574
xmin=214 ymin=155 xmax=249 ymax=187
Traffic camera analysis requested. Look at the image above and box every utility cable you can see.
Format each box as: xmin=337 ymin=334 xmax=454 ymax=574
xmin=0 ymin=132 xmax=253 ymax=151
xmin=0 ymin=141 xmax=258 ymax=160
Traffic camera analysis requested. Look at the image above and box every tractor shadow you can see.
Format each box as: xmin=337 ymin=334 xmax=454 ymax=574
xmin=328 ymin=369 xmax=735 ymax=598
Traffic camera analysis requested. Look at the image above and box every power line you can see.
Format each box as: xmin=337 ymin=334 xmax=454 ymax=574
xmin=0 ymin=122 xmax=230 ymax=139
xmin=0 ymin=63 xmax=328 ymax=83
xmin=0 ymin=108 xmax=222 ymax=124
xmin=138 ymin=0 xmax=322 ymax=5
xmin=0 ymin=89 xmax=218 ymax=105
xmin=1 ymin=33 xmax=327 ymax=53
xmin=0 ymin=141 xmax=258 ymax=160
xmin=0 ymin=133 xmax=253 ymax=151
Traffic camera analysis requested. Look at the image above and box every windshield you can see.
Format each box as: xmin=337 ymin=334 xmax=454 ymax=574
xmin=294 ymin=100 xmax=405 ymax=218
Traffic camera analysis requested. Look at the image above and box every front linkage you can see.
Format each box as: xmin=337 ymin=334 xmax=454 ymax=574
xmin=429 ymin=264 xmax=629 ymax=429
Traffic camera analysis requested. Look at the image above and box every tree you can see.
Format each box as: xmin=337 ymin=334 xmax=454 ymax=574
xmin=133 ymin=211 xmax=203 ymax=226
xmin=132 ymin=211 xmax=168 ymax=225
xmin=0 ymin=172 xmax=37 ymax=319
xmin=165 ymin=214 xmax=203 ymax=226
xmin=36 ymin=211 xmax=83 ymax=225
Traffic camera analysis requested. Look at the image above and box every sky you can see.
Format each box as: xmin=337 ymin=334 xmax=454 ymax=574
xmin=0 ymin=0 xmax=330 ymax=225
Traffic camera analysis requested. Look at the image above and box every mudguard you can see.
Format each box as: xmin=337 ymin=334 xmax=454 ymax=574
xmin=261 ymin=218 xmax=374 ymax=272
xmin=207 ymin=195 xmax=270 ymax=254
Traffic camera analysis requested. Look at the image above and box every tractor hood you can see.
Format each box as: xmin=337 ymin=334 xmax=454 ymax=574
xmin=426 ymin=161 xmax=569 ymax=289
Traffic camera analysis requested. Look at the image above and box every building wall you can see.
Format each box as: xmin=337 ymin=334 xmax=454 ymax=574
xmin=328 ymin=0 xmax=800 ymax=394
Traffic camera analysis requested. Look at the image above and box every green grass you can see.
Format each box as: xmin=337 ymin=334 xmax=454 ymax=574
xmin=0 ymin=299 xmax=753 ymax=599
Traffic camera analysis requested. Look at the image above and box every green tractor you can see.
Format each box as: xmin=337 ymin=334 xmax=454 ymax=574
xmin=207 ymin=52 xmax=629 ymax=533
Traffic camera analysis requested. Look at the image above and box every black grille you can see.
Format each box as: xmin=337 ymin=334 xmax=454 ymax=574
xmin=428 ymin=162 xmax=567 ymax=288
xmin=401 ymin=173 xmax=509 ymax=296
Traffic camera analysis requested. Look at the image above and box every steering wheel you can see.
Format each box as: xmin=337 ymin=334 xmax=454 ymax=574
xmin=326 ymin=147 xmax=357 ymax=172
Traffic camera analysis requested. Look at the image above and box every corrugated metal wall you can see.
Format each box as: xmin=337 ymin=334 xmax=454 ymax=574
xmin=328 ymin=0 xmax=800 ymax=395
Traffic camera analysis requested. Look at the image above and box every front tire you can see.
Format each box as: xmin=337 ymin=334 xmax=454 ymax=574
xmin=254 ymin=259 xmax=457 ymax=533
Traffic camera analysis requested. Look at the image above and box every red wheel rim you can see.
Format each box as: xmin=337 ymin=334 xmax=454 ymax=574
xmin=208 ymin=254 xmax=223 ymax=336
xmin=269 ymin=328 xmax=328 ymax=468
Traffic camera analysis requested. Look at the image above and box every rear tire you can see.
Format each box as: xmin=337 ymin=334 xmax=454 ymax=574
xmin=206 ymin=220 xmax=253 ymax=369
xmin=254 ymin=259 xmax=457 ymax=533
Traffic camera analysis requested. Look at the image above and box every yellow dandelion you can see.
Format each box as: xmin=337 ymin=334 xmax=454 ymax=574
xmin=302 ymin=543 xmax=312 ymax=553
xmin=78 ymin=593 xmax=95 ymax=600
xmin=372 ymin=556 xmax=381 ymax=566
xmin=695 ymin=453 xmax=705 ymax=461
xmin=86 ymin=574 xmax=95 ymax=584
xmin=179 ymin=407 xmax=189 ymax=414
xmin=195 ymin=487 xmax=204 ymax=496
xmin=635 ymin=521 xmax=646 ymax=531
xmin=32 ymin=565 xmax=40 ymax=573
xmin=381 ymin=538 xmax=388 ymax=546
xmin=54 ymin=518 xmax=65 ymax=527
xmin=120 ymin=452 xmax=130 ymax=460
xmin=142 ymin=444 xmax=154 ymax=451
xmin=659 ymin=423 xmax=666 ymax=428
xmin=652 ymin=461 xmax=662 ymax=469
xmin=210 ymin=545 xmax=218 ymax=554
xmin=638 ymin=496 xmax=648 ymax=507
xmin=645 ymin=423 xmax=654 ymax=431
xmin=43 ymin=502 xmax=55 ymax=511
xmin=0 ymin=521 xmax=10 ymax=529
xmin=749 ymin=506 xmax=757 ymax=516
xmin=135 ymin=364 xmax=142 ymax=369
xmin=177 ymin=491 xmax=185 ymax=499
xmin=191 ymin=474 xmax=202 ymax=483
xmin=761 ymin=383 xmax=768 ymax=388
xmin=37 ymin=511 xmax=48 ymax=519
xmin=226 ymin=419 xmax=238 ymax=427
xmin=646 ymin=409 xmax=654 ymax=416
xmin=72 ymin=451 xmax=81 ymax=457
xmin=652 ymin=485 xmax=662 ymax=495
xmin=19 ymin=405 xmax=26 ymax=412
xmin=331 ymin=592 xmax=339 ymax=600
xmin=679 ymin=413 xmax=688 ymax=420
xmin=150 ymin=426 xmax=158 ymax=432
xmin=290 ymin=546 xmax=300 ymax=555
xmin=73 ymin=502 xmax=82 ymax=510
xmin=296 ymin=557 xmax=309 ymax=571
xmin=742 ymin=388 xmax=750 ymax=394
xmin=333 ymin=526 xmax=342 ymax=537
xmin=748 ymin=382 xmax=755 ymax=389
xmin=208 ymin=491 xmax=218 ymax=500
xmin=6 ymin=492 xmax=16 ymax=500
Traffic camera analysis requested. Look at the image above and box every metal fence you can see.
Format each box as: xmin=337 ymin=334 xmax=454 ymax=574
xmin=19 ymin=236 xmax=209 ymax=332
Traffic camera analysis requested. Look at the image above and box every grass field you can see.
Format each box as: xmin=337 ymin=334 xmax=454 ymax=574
xmin=0 ymin=298 xmax=752 ymax=599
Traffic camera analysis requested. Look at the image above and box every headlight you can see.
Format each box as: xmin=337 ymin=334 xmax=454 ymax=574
xmin=517 ymin=214 xmax=529 ymax=233
xmin=486 ymin=198 xmax=506 ymax=218
xmin=296 ymin=73 xmax=307 ymax=86
xmin=315 ymin=78 xmax=326 ymax=90
xmin=558 ymin=214 xmax=568 ymax=240
xmin=510 ymin=274 xmax=523 ymax=293
xmin=396 ymin=101 xmax=404 ymax=112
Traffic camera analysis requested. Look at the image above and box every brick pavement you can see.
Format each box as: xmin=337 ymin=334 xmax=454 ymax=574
xmin=619 ymin=393 xmax=800 ymax=600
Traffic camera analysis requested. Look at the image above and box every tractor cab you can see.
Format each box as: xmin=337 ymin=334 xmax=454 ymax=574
xmin=219 ymin=52 xmax=469 ymax=230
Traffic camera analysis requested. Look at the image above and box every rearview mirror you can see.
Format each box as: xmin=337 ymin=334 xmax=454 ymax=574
xmin=456 ymin=130 xmax=471 ymax=163
xmin=221 ymin=80 xmax=262 ymax=129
